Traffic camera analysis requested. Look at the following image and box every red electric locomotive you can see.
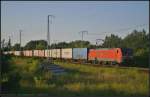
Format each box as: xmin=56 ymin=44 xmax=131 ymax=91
xmin=88 ymin=48 xmax=133 ymax=65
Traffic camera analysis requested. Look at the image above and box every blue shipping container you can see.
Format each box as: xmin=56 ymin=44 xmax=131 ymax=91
xmin=73 ymin=48 xmax=88 ymax=60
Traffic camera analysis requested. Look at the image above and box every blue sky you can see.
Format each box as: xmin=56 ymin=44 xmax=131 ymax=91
xmin=1 ymin=1 xmax=149 ymax=46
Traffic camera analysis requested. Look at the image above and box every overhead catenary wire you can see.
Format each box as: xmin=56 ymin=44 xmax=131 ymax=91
xmin=86 ymin=23 xmax=148 ymax=45
xmin=87 ymin=23 xmax=148 ymax=35
xmin=78 ymin=30 xmax=88 ymax=47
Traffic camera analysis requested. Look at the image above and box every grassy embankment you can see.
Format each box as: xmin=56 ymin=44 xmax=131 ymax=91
xmin=1 ymin=55 xmax=149 ymax=96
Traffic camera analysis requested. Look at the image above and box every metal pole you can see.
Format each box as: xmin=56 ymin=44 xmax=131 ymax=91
xmin=47 ymin=15 xmax=49 ymax=60
xmin=47 ymin=15 xmax=55 ymax=62
xmin=11 ymin=33 xmax=13 ymax=47
xmin=82 ymin=32 xmax=83 ymax=41
xmin=79 ymin=31 xmax=88 ymax=47
xmin=19 ymin=30 xmax=22 ymax=51
xmin=11 ymin=32 xmax=15 ymax=52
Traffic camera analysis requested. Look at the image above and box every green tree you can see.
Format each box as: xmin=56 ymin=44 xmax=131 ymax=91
xmin=123 ymin=29 xmax=149 ymax=67
xmin=12 ymin=43 xmax=20 ymax=51
xmin=69 ymin=40 xmax=91 ymax=48
xmin=35 ymin=40 xmax=47 ymax=50
xmin=7 ymin=37 xmax=11 ymax=50
xmin=57 ymin=42 xmax=69 ymax=48
xmin=102 ymin=34 xmax=123 ymax=48
xmin=24 ymin=40 xmax=47 ymax=50
xmin=123 ymin=29 xmax=149 ymax=53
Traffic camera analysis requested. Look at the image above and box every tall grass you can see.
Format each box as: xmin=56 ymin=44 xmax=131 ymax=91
xmin=1 ymin=56 xmax=149 ymax=96
xmin=54 ymin=61 xmax=149 ymax=96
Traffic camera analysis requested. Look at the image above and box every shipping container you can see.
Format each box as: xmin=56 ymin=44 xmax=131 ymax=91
xmin=45 ymin=49 xmax=52 ymax=57
xmin=23 ymin=50 xmax=33 ymax=56
xmin=23 ymin=51 xmax=27 ymax=56
xmin=61 ymin=48 xmax=72 ymax=59
xmin=51 ymin=49 xmax=61 ymax=58
xmin=29 ymin=50 xmax=33 ymax=56
xmin=45 ymin=50 xmax=50 ymax=57
xmin=33 ymin=50 xmax=39 ymax=56
xmin=38 ymin=50 xmax=45 ymax=57
xmin=14 ymin=51 xmax=21 ymax=56
xmin=23 ymin=51 xmax=26 ymax=56
xmin=73 ymin=48 xmax=88 ymax=60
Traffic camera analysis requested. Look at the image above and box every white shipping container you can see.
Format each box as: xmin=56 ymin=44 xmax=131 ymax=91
xmin=38 ymin=50 xmax=45 ymax=57
xmin=51 ymin=49 xmax=61 ymax=58
xmin=23 ymin=51 xmax=26 ymax=56
xmin=26 ymin=50 xmax=30 ymax=56
xmin=45 ymin=50 xmax=52 ymax=57
xmin=44 ymin=50 xmax=48 ymax=57
xmin=23 ymin=50 xmax=32 ymax=56
xmin=33 ymin=50 xmax=39 ymax=56
xmin=28 ymin=50 xmax=33 ymax=56
xmin=61 ymin=48 xmax=72 ymax=59
xmin=14 ymin=51 xmax=21 ymax=56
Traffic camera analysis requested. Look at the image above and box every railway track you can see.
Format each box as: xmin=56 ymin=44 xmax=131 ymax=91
xmin=58 ymin=60 xmax=149 ymax=73
xmin=40 ymin=61 xmax=66 ymax=75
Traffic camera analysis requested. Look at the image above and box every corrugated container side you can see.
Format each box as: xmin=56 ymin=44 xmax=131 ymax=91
xmin=51 ymin=49 xmax=61 ymax=58
xmin=61 ymin=48 xmax=72 ymax=59
xmin=24 ymin=50 xmax=32 ymax=56
xmin=25 ymin=50 xmax=29 ymax=56
xmin=33 ymin=50 xmax=39 ymax=56
xmin=14 ymin=51 xmax=21 ymax=56
xmin=38 ymin=50 xmax=45 ymax=57
xmin=45 ymin=50 xmax=52 ymax=57
xmin=29 ymin=50 xmax=33 ymax=56
xmin=23 ymin=51 xmax=26 ymax=56
xmin=73 ymin=48 xmax=88 ymax=60
xmin=25 ymin=51 xmax=27 ymax=56
xmin=44 ymin=50 xmax=48 ymax=57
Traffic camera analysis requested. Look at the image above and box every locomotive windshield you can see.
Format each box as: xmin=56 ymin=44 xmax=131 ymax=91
xmin=121 ymin=48 xmax=133 ymax=56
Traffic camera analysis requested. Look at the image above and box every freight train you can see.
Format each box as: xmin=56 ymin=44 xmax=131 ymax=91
xmin=3 ymin=48 xmax=133 ymax=65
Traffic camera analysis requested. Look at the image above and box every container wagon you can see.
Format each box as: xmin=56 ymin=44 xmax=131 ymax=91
xmin=73 ymin=48 xmax=88 ymax=62
xmin=51 ymin=49 xmax=61 ymax=59
xmin=61 ymin=48 xmax=72 ymax=61
xmin=23 ymin=50 xmax=33 ymax=57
